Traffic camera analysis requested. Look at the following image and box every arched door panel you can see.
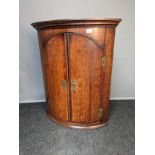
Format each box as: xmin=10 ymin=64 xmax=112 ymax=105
xmin=69 ymin=33 xmax=104 ymax=123
xmin=45 ymin=34 xmax=69 ymax=121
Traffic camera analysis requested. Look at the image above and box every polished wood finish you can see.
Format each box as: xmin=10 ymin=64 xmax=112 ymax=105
xmin=32 ymin=19 xmax=121 ymax=129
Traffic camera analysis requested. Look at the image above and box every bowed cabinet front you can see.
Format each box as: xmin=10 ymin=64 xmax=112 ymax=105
xmin=32 ymin=19 xmax=121 ymax=129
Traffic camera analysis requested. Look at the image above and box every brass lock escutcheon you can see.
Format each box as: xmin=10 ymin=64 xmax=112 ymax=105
xmin=71 ymin=80 xmax=77 ymax=92
xmin=99 ymin=107 xmax=103 ymax=118
xmin=101 ymin=56 xmax=106 ymax=67
xmin=61 ymin=80 xmax=67 ymax=91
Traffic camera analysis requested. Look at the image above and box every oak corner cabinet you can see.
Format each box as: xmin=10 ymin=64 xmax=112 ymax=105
xmin=31 ymin=19 xmax=121 ymax=129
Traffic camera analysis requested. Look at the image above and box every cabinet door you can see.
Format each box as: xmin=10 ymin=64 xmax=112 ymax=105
xmin=69 ymin=33 xmax=104 ymax=123
xmin=44 ymin=33 xmax=69 ymax=121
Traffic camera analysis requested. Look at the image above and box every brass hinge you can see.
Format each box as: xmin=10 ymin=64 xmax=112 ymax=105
xmin=101 ymin=56 xmax=106 ymax=67
xmin=99 ymin=107 xmax=103 ymax=118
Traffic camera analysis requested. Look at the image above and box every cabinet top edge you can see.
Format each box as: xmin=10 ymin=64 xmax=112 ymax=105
xmin=31 ymin=18 xmax=122 ymax=30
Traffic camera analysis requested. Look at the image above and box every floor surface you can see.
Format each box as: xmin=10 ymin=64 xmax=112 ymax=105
xmin=19 ymin=100 xmax=135 ymax=155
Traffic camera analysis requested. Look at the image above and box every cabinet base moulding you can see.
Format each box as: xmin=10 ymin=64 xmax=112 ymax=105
xmin=48 ymin=114 xmax=108 ymax=129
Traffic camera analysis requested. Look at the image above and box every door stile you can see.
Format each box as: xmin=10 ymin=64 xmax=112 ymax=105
xmin=87 ymin=32 xmax=93 ymax=122
xmin=64 ymin=32 xmax=72 ymax=121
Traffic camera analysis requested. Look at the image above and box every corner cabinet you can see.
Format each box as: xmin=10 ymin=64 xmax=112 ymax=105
xmin=31 ymin=19 xmax=121 ymax=129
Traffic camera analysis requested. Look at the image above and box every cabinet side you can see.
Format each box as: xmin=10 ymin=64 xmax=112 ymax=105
xmin=37 ymin=31 xmax=51 ymax=114
xmin=102 ymin=27 xmax=116 ymax=122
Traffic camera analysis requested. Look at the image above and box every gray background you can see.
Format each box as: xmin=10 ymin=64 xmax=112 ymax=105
xmin=19 ymin=0 xmax=135 ymax=103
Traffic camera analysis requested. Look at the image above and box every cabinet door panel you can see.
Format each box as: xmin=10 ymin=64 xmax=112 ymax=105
xmin=45 ymin=34 xmax=69 ymax=121
xmin=69 ymin=33 xmax=104 ymax=123
xmin=69 ymin=34 xmax=90 ymax=123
